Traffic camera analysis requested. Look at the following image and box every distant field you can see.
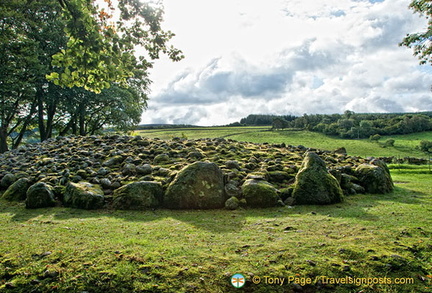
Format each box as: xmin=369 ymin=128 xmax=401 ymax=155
xmin=136 ymin=127 xmax=432 ymax=158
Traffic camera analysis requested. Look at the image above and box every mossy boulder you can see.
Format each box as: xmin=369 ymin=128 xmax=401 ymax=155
xmin=355 ymin=160 xmax=393 ymax=194
xmin=1 ymin=178 xmax=31 ymax=201
xmin=154 ymin=154 xmax=170 ymax=164
xmin=292 ymin=152 xmax=344 ymax=205
xmin=268 ymin=171 xmax=294 ymax=183
xmin=241 ymin=179 xmax=280 ymax=208
xmin=25 ymin=182 xmax=56 ymax=209
xmin=225 ymin=196 xmax=240 ymax=210
xmin=1 ymin=173 xmax=16 ymax=189
xmin=112 ymin=181 xmax=163 ymax=210
xmin=64 ymin=182 xmax=104 ymax=210
xmin=102 ymin=155 xmax=124 ymax=167
xmin=164 ymin=161 xmax=225 ymax=209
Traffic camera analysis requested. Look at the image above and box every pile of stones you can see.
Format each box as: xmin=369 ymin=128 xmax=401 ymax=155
xmin=0 ymin=135 xmax=394 ymax=210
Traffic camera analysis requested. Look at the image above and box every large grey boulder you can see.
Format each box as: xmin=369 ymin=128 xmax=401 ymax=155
xmin=1 ymin=173 xmax=16 ymax=189
xmin=241 ymin=179 xmax=280 ymax=208
xmin=1 ymin=178 xmax=30 ymax=201
xmin=292 ymin=152 xmax=344 ymax=205
xmin=25 ymin=182 xmax=56 ymax=209
xmin=164 ymin=161 xmax=226 ymax=209
xmin=113 ymin=181 xmax=163 ymax=210
xmin=64 ymin=182 xmax=104 ymax=209
xmin=355 ymin=159 xmax=393 ymax=194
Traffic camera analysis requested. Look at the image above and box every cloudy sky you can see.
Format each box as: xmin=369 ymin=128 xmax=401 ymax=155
xmin=142 ymin=0 xmax=432 ymax=126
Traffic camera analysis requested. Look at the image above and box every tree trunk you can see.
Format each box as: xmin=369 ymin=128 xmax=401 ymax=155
xmin=78 ymin=103 xmax=86 ymax=136
xmin=0 ymin=127 xmax=9 ymax=153
xmin=37 ymin=88 xmax=47 ymax=141
xmin=12 ymin=100 xmax=38 ymax=149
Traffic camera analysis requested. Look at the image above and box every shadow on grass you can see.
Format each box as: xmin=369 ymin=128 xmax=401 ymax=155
xmin=0 ymin=200 xmax=261 ymax=233
xmin=0 ymin=183 xmax=429 ymax=233
xmin=291 ymin=184 xmax=429 ymax=222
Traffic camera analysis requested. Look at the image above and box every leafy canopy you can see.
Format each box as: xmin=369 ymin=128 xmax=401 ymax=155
xmin=400 ymin=0 xmax=432 ymax=65
xmin=46 ymin=0 xmax=183 ymax=93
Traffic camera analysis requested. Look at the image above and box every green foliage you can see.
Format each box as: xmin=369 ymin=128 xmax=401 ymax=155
xmin=240 ymin=114 xmax=296 ymax=126
xmin=385 ymin=139 xmax=395 ymax=147
xmin=400 ymin=0 xmax=432 ymax=65
xmin=271 ymin=117 xmax=289 ymax=130
xmin=239 ymin=112 xmax=432 ymax=139
xmin=370 ymin=134 xmax=381 ymax=142
xmin=419 ymin=140 xmax=432 ymax=153
xmin=46 ymin=0 xmax=183 ymax=93
xmin=0 ymin=0 xmax=180 ymax=151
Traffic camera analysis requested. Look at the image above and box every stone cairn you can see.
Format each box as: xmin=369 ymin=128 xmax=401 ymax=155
xmin=0 ymin=135 xmax=393 ymax=210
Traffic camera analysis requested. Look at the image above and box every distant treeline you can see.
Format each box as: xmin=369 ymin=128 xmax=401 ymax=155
xmin=238 ymin=111 xmax=432 ymax=138
xmin=238 ymin=114 xmax=297 ymax=126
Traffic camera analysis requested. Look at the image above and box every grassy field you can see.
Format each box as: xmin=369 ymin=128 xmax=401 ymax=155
xmin=1 ymin=127 xmax=431 ymax=292
xmin=136 ymin=127 xmax=432 ymax=158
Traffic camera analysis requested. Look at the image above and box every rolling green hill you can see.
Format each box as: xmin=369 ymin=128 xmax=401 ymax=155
xmin=136 ymin=126 xmax=432 ymax=158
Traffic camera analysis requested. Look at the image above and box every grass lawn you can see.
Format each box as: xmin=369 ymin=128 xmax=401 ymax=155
xmin=137 ymin=127 xmax=432 ymax=158
xmin=1 ymin=128 xmax=431 ymax=292
xmin=1 ymin=170 xmax=431 ymax=292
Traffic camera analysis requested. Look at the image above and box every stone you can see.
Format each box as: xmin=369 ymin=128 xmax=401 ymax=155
xmin=153 ymin=154 xmax=170 ymax=164
xmin=1 ymin=173 xmax=16 ymax=189
xmin=334 ymin=147 xmax=347 ymax=155
xmin=292 ymin=152 xmax=344 ymax=205
xmin=122 ymin=163 xmax=137 ymax=175
xmin=113 ymin=181 xmax=163 ymax=210
xmin=225 ymin=197 xmax=240 ymax=210
xmin=241 ymin=179 xmax=280 ymax=208
xmin=268 ymin=171 xmax=293 ymax=183
xmin=100 ymin=178 xmax=112 ymax=189
xmin=1 ymin=178 xmax=31 ymax=201
xmin=64 ymin=182 xmax=104 ymax=210
xmin=188 ymin=151 xmax=204 ymax=160
xmin=97 ymin=167 xmax=110 ymax=176
xmin=225 ymin=160 xmax=240 ymax=170
xmin=25 ymin=182 xmax=56 ymax=209
xmin=164 ymin=161 xmax=226 ymax=209
xmin=102 ymin=155 xmax=124 ymax=167
xmin=76 ymin=169 xmax=87 ymax=179
xmin=225 ymin=182 xmax=240 ymax=197
xmin=136 ymin=164 xmax=152 ymax=175
xmin=355 ymin=160 xmax=393 ymax=194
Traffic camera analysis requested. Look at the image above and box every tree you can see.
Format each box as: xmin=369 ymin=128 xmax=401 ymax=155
xmin=46 ymin=0 xmax=183 ymax=93
xmin=369 ymin=134 xmax=381 ymax=142
xmin=57 ymin=83 xmax=147 ymax=136
xmin=272 ymin=117 xmax=288 ymax=130
xmin=419 ymin=140 xmax=432 ymax=153
xmin=0 ymin=0 xmax=181 ymax=152
xmin=0 ymin=0 xmax=47 ymax=152
xmin=400 ymin=1 xmax=432 ymax=65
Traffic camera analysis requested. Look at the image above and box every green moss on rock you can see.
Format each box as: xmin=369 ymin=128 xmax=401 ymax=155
xmin=113 ymin=181 xmax=162 ymax=210
xmin=355 ymin=160 xmax=393 ymax=194
xmin=241 ymin=179 xmax=280 ymax=208
xmin=25 ymin=182 xmax=56 ymax=209
xmin=164 ymin=161 xmax=225 ymax=209
xmin=225 ymin=196 xmax=240 ymax=210
xmin=1 ymin=178 xmax=30 ymax=201
xmin=64 ymin=182 xmax=104 ymax=210
xmin=292 ymin=152 xmax=344 ymax=205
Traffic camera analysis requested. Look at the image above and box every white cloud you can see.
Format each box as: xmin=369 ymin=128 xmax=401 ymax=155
xmin=143 ymin=0 xmax=432 ymax=125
